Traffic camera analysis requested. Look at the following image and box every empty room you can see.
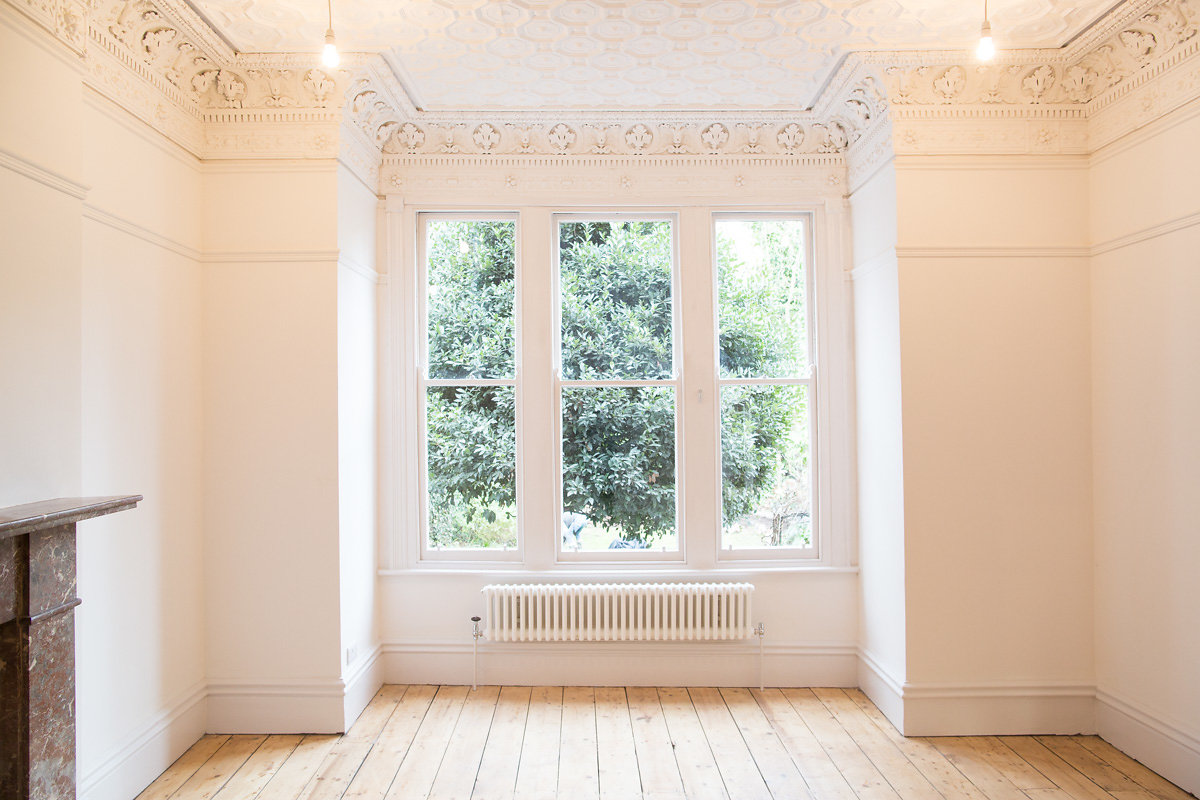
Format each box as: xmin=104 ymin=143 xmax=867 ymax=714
xmin=1 ymin=0 xmax=1198 ymax=797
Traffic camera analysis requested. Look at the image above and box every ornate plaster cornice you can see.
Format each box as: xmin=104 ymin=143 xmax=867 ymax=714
xmin=98 ymin=0 xmax=346 ymax=117
xmin=6 ymin=0 xmax=1199 ymax=174
xmin=379 ymin=154 xmax=849 ymax=206
xmin=874 ymin=0 xmax=1197 ymax=107
xmin=837 ymin=0 xmax=1199 ymax=162
xmin=358 ymin=51 xmax=889 ymax=160
xmin=4 ymin=0 xmax=87 ymax=57
xmin=374 ymin=117 xmax=851 ymax=158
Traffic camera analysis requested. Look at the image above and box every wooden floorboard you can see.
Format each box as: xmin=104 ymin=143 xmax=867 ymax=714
xmin=557 ymin=686 xmax=601 ymax=800
xmin=689 ymin=687 xmax=772 ymax=800
xmin=843 ymin=689 xmax=987 ymax=800
xmin=148 ymin=686 xmax=1198 ymax=800
xmin=212 ymin=735 xmax=304 ymax=800
xmin=256 ymin=735 xmax=341 ymax=800
xmin=428 ymin=684 xmax=502 ymax=800
xmin=658 ymin=686 xmax=730 ymax=800
xmin=752 ymin=688 xmax=859 ymax=800
xmin=513 ymin=686 xmax=563 ymax=800
xmin=627 ymin=685 xmax=686 ymax=800
xmin=385 ymin=685 xmax=471 ymax=800
xmin=472 ymin=686 xmax=532 ymax=800
xmin=783 ymin=688 xmax=902 ymax=800
xmin=594 ymin=687 xmax=642 ymax=800
xmin=813 ymin=688 xmax=940 ymax=800
xmin=344 ymin=684 xmax=439 ymax=800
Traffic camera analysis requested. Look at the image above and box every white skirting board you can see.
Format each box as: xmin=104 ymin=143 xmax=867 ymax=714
xmin=206 ymin=679 xmax=348 ymax=734
xmin=205 ymin=647 xmax=386 ymax=735
xmin=382 ymin=641 xmax=859 ymax=687
xmin=858 ymin=652 xmax=1094 ymax=736
xmin=899 ymin=688 xmax=1096 ymax=736
xmin=343 ymin=645 xmax=386 ymax=730
xmin=857 ymin=649 xmax=904 ymax=732
xmin=1097 ymin=689 xmax=1200 ymax=797
xmin=78 ymin=682 xmax=207 ymax=800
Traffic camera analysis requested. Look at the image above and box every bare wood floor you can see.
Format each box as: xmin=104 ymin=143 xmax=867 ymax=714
xmin=138 ymin=686 xmax=1195 ymax=800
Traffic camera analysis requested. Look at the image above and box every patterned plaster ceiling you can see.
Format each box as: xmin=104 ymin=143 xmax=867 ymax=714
xmin=192 ymin=0 xmax=1117 ymax=110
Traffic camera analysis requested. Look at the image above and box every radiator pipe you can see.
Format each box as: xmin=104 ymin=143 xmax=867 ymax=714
xmin=471 ymin=616 xmax=483 ymax=691
xmin=755 ymin=622 xmax=766 ymax=691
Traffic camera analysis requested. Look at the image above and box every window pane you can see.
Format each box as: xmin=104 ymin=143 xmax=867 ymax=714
xmin=426 ymin=386 xmax=517 ymax=549
xmin=426 ymin=219 xmax=515 ymax=379
xmin=561 ymin=386 xmax=678 ymax=552
xmin=721 ymin=385 xmax=811 ymax=549
xmin=560 ymin=220 xmax=674 ymax=380
xmin=716 ymin=219 xmax=808 ymax=379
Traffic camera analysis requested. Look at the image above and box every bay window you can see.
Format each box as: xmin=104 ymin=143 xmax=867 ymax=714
xmin=405 ymin=204 xmax=839 ymax=569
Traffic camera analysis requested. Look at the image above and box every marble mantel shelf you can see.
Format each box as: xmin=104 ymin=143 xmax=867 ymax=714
xmin=0 ymin=495 xmax=143 ymax=538
xmin=1 ymin=494 xmax=142 ymax=800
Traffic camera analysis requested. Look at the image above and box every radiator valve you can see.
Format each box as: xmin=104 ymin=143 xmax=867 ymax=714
xmin=471 ymin=616 xmax=483 ymax=640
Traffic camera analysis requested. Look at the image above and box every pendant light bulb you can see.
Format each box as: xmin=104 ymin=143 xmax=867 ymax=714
xmin=322 ymin=29 xmax=339 ymax=68
xmin=320 ymin=0 xmax=339 ymax=69
xmin=977 ymin=19 xmax=995 ymax=60
xmin=976 ymin=0 xmax=995 ymax=61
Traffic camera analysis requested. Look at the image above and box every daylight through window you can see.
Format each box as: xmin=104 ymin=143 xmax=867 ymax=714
xmin=421 ymin=216 xmax=519 ymax=551
xmin=716 ymin=217 xmax=815 ymax=553
xmin=558 ymin=219 xmax=679 ymax=554
xmin=415 ymin=210 xmax=820 ymax=563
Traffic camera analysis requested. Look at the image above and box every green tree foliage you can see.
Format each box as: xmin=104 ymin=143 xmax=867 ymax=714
xmin=424 ymin=217 xmax=808 ymax=548
xmin=427 ymin=220 xmax=515 ymax=379
xmin=716 ymin=220 xmax=811 ymax=546
xmin=425 ymin=220 xmax=518 ymax=547
xmin=559 ymin=222 xmax=676 ymax=544
xmin=426 ymin=386 xmax=516 ymax=547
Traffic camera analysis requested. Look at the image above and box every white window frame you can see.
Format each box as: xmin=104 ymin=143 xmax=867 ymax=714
xmin=552 ymin=213 xmax=686 ymax=564
xmin=712 ymin=212 xmax=819 ymax=562
xmin=387 ymin=196 xmax=854 ymax=574
xmin=416 ymin=211 xmax=523 ymax=563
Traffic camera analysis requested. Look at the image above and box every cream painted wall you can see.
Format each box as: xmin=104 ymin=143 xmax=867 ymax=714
xmin=0 ymin=11 xmax=83 ymax=184
xmin=0 ymin=17 xmax=83 ymax=506
xmin=336 ymin=164 xmax=382 ymax=725
xmin=77 ymin=93 xmax=206 ymax=799
xmin=850 ymin=162 xmax=907 ymax=725
xmin=1090 ymin=100 xmax=1200 ymax=792
xmin=893 ymin=161 xmax=1095 ymax=733
xmin=202 ymin=165 xmax=345 ymax=732
xmin=1 ymin=12 xmax=211 ymax=795
xmin=0 ymin=168 xmax=83 ymax=502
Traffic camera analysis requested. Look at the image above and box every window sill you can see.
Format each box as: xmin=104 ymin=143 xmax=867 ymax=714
xmin=378 ymin=564 xmax=858 ymax=579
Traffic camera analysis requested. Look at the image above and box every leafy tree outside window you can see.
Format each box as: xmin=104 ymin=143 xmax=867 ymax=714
xmin=423 ymin=218 xmax=518 ymax=549
xmin=418 ymin=213 xmax=815 ymax=555
xmin=718 ymin=217 xmax=814 ymax=550
xmin=559 ymin=220 xmax=677 ymax=551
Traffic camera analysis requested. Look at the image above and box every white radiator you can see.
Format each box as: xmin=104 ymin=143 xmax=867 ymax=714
xmin=480 ymin=582 xmax=755 ymax=642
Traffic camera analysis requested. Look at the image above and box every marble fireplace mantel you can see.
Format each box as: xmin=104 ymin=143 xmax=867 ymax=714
xmin=1 ymin=495 xmax=142 ymax=800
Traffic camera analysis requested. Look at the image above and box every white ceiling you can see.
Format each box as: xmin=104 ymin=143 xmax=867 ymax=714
xmin=194 ymin=0 xmax=1117 ymax=110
